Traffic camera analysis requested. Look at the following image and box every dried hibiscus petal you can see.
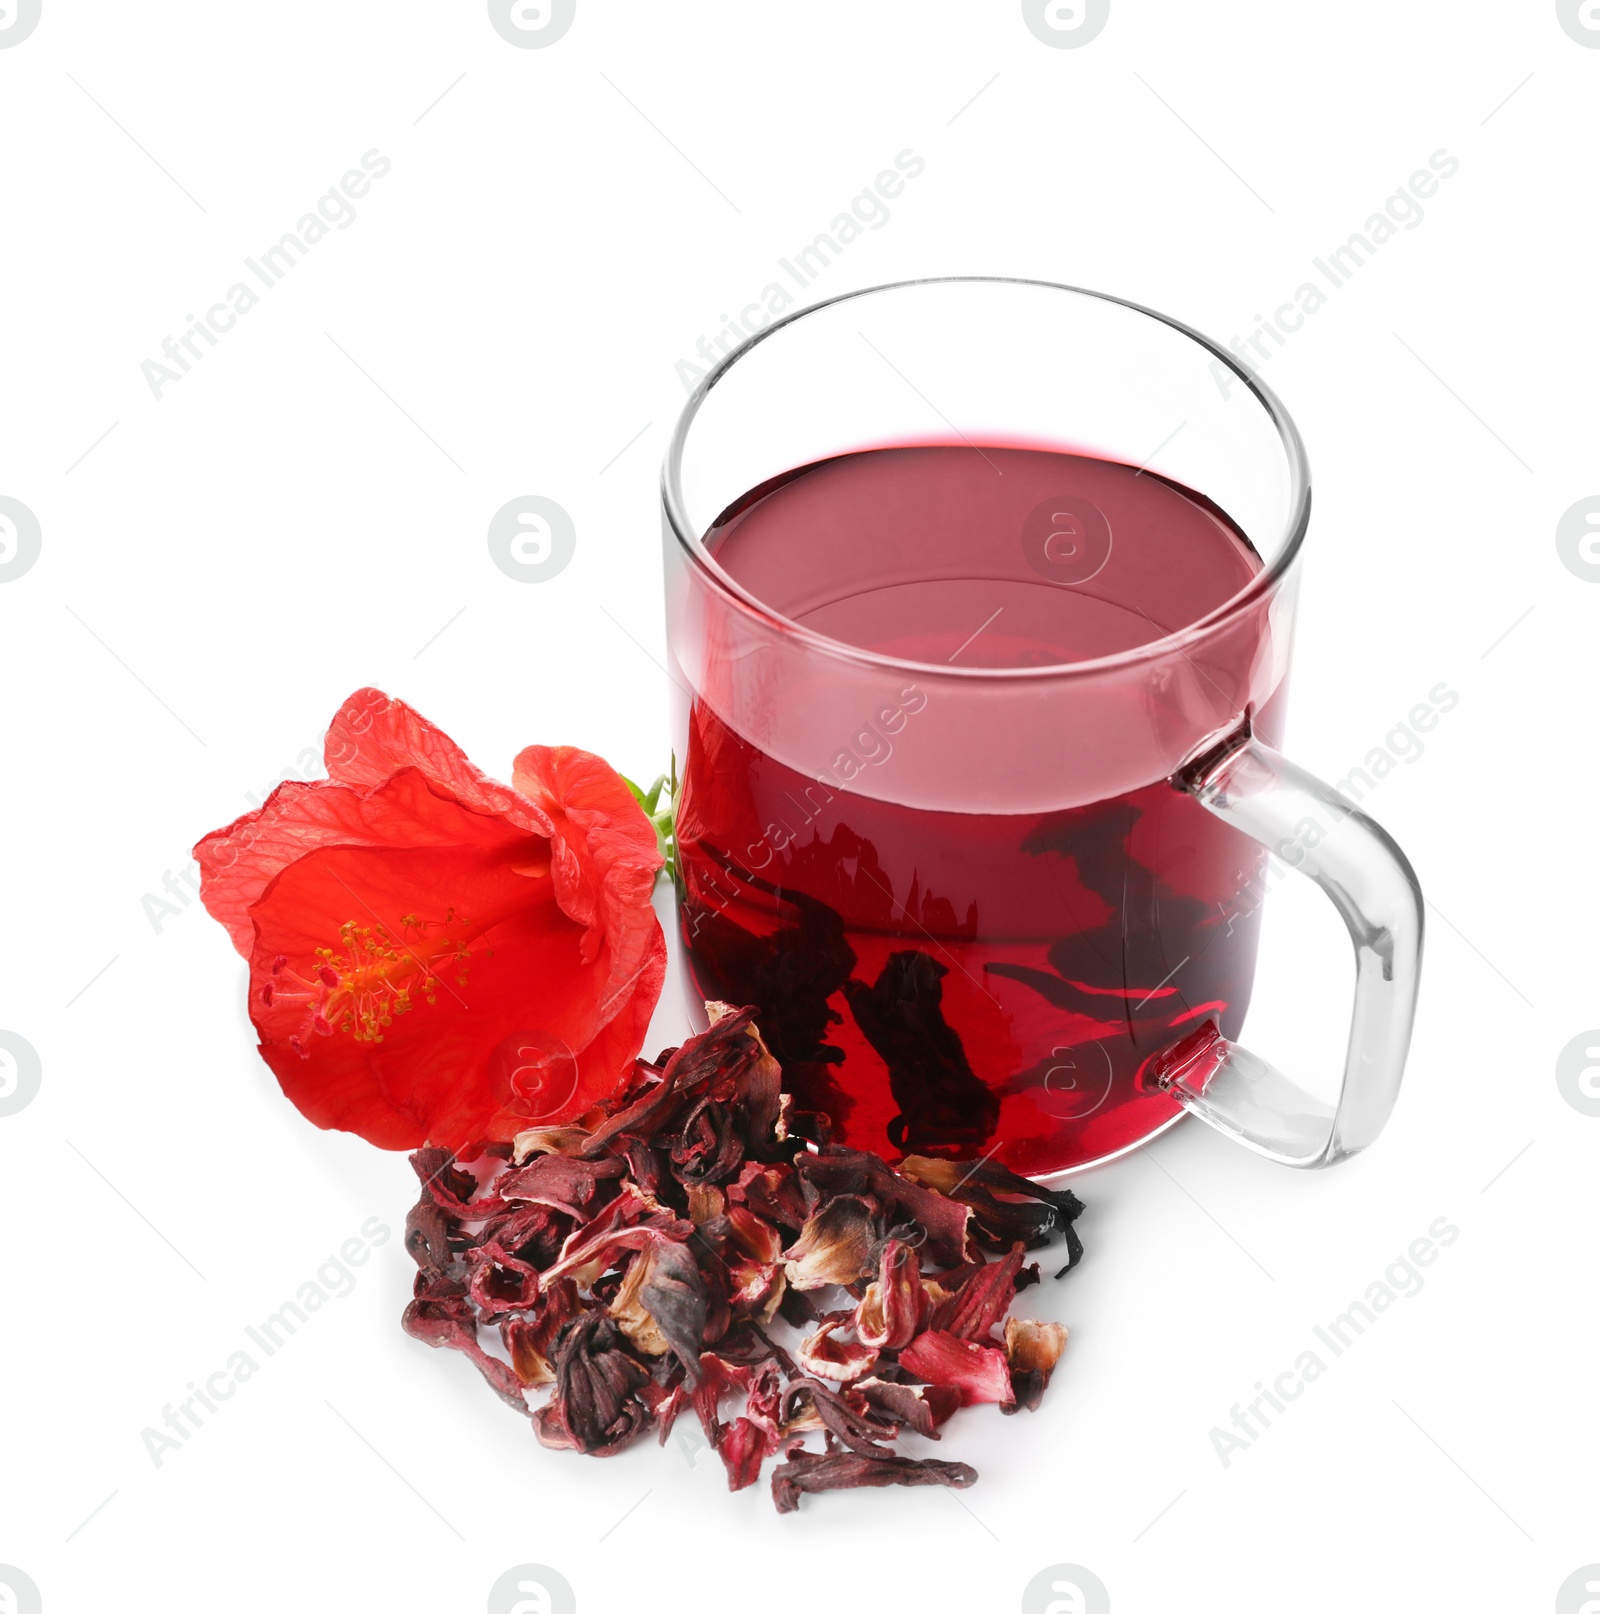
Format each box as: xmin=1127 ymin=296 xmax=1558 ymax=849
xmin=477 ymin=1201 xmax=569 ymax=1277
xmin=1002 ymin=1317 xmax=1069 ymax=1413
xmin=848 ymin=1377 xmax=959 ymax=1438
xmin=899 ymin=1329 xmax=1016 ymax=1408
xmin=929 ymin=1243 xmax=1026 ymax=1342
xmin=405 ymin=1197 xmax=456 ymax=1275
xmin=771 ymin=1442 xmax=978 ymax=1513
xmin=855 ymin=1236 xmax=925 ymax=1350
xmin=579 ymin=1005 xmax=777 ymax=1163
xmin=730 ymin=1161 xmax=812 ymax=1233
xmin=899 ymin=1154 xmax=1086 ymax=1274
xmin=724 ymin=1204 xmax=784 ymax=1265
xmin=670 ymin=1096 xmax=744 ymax=1185
xmin=401 ymin=1290 xmax=530 ymax=1413
xmin=510 ymin=1125 xmax=592 ymax=1162
xmin=411 ymin=1147 xmax=502 ymax=1220
xmin=796 ymin=1317 xmax=879 ymax=1383
xmin=685 ymin=1183 xmax=726 ymax=1224
xmin=712 ymin=1208 xmax=788 ymax=1325
xmin=724 ymin=1254 xmax=787 ymax=1326
xmin=466 ymin=1250 xmax=541 ymax=1321
xmin=780 ymin=1380 xmax=897 ymax=1456
xmin=716 ymin=1417 xmax=770 ymax=1490
xmin=654 ymin=1350 xmax=754 ymax=1450
xmin=797 ymin=1147 xmax=975 ymax=1267
xmin=608 ymin=1236 xmax=709 ymax=1380
xmin=497 ymin=1152 xmax=625 ymax=1216
xmin=783 ymin=1195 xmax=879 ymax=1290
xmin=540 ymin=1192 xmax=692 ymax=1285
xmin=744 ymin=1359 xmax=784 ymax=1445
xmin=502 ymin=1278 xmax=581 ymax=1386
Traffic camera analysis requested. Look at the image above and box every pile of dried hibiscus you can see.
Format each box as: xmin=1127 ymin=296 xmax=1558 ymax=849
xmin=402 ymin=1003 xmax=1086 ymax=1512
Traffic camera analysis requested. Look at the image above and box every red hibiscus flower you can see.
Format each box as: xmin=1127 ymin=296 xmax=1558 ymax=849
xmin=195 ymin=689 xmax=666 ymax=1151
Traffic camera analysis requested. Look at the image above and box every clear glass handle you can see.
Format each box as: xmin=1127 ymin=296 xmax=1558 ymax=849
xmin=1156 ymin=735 xmax=1425 ymax=1168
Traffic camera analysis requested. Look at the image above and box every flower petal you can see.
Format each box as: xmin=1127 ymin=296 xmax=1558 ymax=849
xmin=796 ymin=1317 xmax=880 ymax=1383
xmin=899 ymin=1329 xmax=1016 ymax=1407
xmin=1002 ymin=1317 xmax=1069 ymax=1413
xmin=716 ymin=1417 xmax=771 ymax=1491
xmin=197 ymin=690 xmax=555 ymax=959
xmin=511 ymin=744 xmax=662 ymax=970
xmin=770 ymin=1444 xmax=977 ymax=1513
xmin=855 ymin=1237 xmax=925 ymax=1350
xmin=783 ymin=1195 xmax=879 ymax=1291
xmin=197 ymin=765 xmax=520 ymax=960
xmin=929 ymin=1243 xmax=1027 ymax=1342
xmin=607 ymin=1236 xmax=709 ymax=1381
xmin=326 ymin=688 xmax=555 ymax=839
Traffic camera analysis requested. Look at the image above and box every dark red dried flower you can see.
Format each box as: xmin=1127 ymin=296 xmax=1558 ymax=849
xmin=899 ymin=1154 xmax=1087 ymax=1275
xmin=538 ymin=1314 xmax=653 ymax=1455
xmin=771 ymin=1443 xmax=978 ymax=1512
xmin=401 ymin=1285 xmax=530 ymax=1413
xmin=850 ymin=1376 xmax=960 ymax=1438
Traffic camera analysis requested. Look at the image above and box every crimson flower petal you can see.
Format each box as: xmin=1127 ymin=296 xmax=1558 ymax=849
xmin=899 ymin=1329 xmax=1017 ymax=1407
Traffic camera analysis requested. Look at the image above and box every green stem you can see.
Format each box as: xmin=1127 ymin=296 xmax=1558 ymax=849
xmin=623 ymin=766 xmax=677 ymax=885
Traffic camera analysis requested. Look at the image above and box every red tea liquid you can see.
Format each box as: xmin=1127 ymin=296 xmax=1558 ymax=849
xmin=674 ymin=444 xmax=1275 ymax=1176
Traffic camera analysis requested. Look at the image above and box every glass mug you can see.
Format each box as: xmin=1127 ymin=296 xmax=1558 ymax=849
xmin=660 ymin=277 xmax=1422 ymax=1179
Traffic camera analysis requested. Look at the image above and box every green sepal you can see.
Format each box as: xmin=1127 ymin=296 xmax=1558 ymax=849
xmin=623 ymin=760 xmax=677 ymax=884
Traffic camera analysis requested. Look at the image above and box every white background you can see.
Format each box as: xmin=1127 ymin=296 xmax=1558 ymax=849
xmin=1 ymin=3 xmax=1595 ymax=1611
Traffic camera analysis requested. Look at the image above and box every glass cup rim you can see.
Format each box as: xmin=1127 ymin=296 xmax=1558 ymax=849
xmin=661 ymin=274 xmax=1313 ymax=683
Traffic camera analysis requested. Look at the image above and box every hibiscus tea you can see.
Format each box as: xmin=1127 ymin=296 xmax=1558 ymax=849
xmin=673 ymin=444 xmax=1282 ymax=1178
